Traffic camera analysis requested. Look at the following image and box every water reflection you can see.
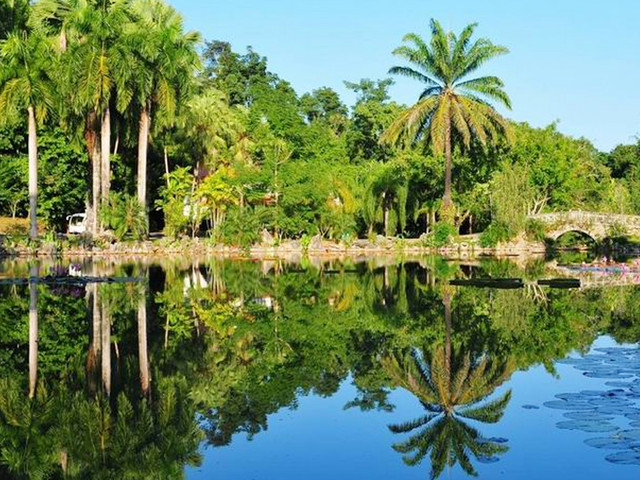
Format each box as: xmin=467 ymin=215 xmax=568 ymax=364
xmin=0 ymin=257 xmax=637 ymax=478
xmin=382 ymin=289 xmax=514 ymax=477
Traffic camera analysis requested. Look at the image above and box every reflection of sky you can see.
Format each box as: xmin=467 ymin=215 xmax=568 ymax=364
xmin=187 ymin=336 xmax=639 ymax=480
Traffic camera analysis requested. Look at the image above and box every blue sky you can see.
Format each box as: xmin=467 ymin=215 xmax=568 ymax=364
xmin=170 ymin=0 xmax=640 ymax=151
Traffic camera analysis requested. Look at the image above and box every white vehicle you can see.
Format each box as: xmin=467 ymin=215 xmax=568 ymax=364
xmin=66 ymin=213 xmax=87 ymax=234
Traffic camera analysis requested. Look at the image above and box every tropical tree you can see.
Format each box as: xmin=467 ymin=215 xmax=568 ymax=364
xmin=381 ymin=19 xmax=512 ymax=220
xmin=55 ymin=0 xmax=133 ymax=233
xmin=0 ymin=31 xmax=55 ymax=239
xmin=127 ymin=0 xmax=200 ymax=218
xmin=363 ymin=160 xmax=408 ymax=236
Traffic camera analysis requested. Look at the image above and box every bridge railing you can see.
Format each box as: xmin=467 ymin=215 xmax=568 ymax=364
xmin=530 ymin=210 xmax=640 ymax=228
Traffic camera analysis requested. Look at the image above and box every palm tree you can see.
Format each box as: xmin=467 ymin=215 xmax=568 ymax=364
xmin=48 ymin=0 xmax=133 ymax=233
xmin=364 ymin=160 xmax=409 ymax=236
xmin=127 ymin=0 xmax=200 ymax=218
xmin=0 ymin=32 xmax=55 ymax=239
xmin=381 ymin=19 xmax=512 ymax=219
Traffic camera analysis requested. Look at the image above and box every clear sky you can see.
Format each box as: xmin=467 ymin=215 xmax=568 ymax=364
xmin=170 ymin=0 xmax=640 ymax=152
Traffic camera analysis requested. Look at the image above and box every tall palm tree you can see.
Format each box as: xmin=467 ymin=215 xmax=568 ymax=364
xmin=47 ymin=0 xmax=133 ymax=233
xmin=381 ymin=19 xmax=512 ymax=219
xmin=127 ymin=0 xmax=200 ymax=219
xmin=0 ymin=32 xmax=55 ymax=239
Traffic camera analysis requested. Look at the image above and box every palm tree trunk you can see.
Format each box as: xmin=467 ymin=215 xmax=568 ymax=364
xmin=28 ymin=264 xmax=38 ymax=399
xmin=27 ymin=106 xmax=37 ymax=240
xmin=137 ymin=105 xmax=150 ymax=209
xmin=443 ymin=121 xmax=453 ymax=215
xmin=101 ymin=107 xmax=111 ymax=206
xmin=87 ymin=112 xmax=101 ymax=234
xmin=138 ymin=287 xmax=150 ymax=396
xmin=383 ymin=192 xmax=389 ymax=236
xmin=163 ymin=146 xmax=170 ymax=188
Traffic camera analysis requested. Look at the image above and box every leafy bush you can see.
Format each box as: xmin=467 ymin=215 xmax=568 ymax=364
xmin=100 ymin=194 xmax=148 ymax=241
xmin=525 ymin=219 xmax=547 ymax=242
xmin=156 ymin=167 xmax=195 ymax=239
xmin=0 ymin=217 xmax=28 ymax=235
xmin=220 ymin=206 xmax=267 ymax=248
xmin=480 ymin=221 xmax=513 ymax=247
xmin=424 ymin=222 xmax=457 ymax=247
xmin=300 ymin=234 xmax=311 ymax=250
xmin=607 ymin=222 xmax=628 ymax=239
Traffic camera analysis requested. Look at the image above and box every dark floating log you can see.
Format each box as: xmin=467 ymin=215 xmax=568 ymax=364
xmin=538 ymin=278 xmax=581 ymax=289
xmin=0 ymin=275 xmax=144 ymax=286
xmin=450 ymin=278 xmax=524 ymax=289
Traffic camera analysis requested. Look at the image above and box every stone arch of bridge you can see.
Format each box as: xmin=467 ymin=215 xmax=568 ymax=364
xmin=548 ymin=227 xmax=600 ymax=243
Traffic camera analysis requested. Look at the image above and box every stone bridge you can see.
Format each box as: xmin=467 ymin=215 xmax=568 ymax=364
xmin=529 ymin=211 xmax=640 ymax=241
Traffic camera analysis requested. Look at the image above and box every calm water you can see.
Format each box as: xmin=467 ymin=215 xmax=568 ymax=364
xmin=0 ymin=256 xmax=639 ymax=479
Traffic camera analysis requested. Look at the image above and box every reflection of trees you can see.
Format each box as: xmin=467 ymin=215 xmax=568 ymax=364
xmin=2 ymin=257 xmax=640 ymax=478
xmin=0 ymin=265 xmax=203 ymax=479
xmin=382 ymin=290 xmax=515 ymax=479
xmin=0 ymin=378 xmax=57 ymax=479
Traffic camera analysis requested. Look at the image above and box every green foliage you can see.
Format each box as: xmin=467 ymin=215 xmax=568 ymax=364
xmin=480 ymin=221 xmax=513 ymax=247
xmin=607 ymin=222 xmax=628 ymax=239
xmin=219 ymin=206 xmax=265 ymax=248
xmin=425 ymin=222 xmax=457 ymax=247
xmin=100 ymin=193 xmax=148 ymax=241
xmin=156 ymin=167 xmax=194 ymax=238
xmin=489 ymin=162 xmax=539 ymax=236
xmin=525 ymin=218 xmax=546 ymax=242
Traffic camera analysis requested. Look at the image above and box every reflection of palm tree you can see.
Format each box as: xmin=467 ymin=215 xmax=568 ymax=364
xmin=28 ymin=265 xmax=38 ymax=400
xmin=382 ymin=291 xmax=514 ymax=478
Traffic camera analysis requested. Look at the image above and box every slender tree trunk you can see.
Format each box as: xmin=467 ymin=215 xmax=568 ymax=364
xmin=101 ymin=297 xmax=111 ymax=396
xmin=101 ymin=107 xmax=111 ymax=206
xmin=383 ymin=193 xmax=389 ymax=236
xmin=28 ymin=265 xmax=38 ymax=399
xmin=87 ymin=112 xmax=101 ymax=234
xmin=28 ymin=106 xmax=38 ymax=240
xmin=443 ymin=121 xmax=453 ymax=215
xmin=137 ymin=105 xmax=150 ymax=209
xmin=138 ymin=286 xmax=150 ymax=396
xmin=163 ymin=146 xmax=170 ymax=188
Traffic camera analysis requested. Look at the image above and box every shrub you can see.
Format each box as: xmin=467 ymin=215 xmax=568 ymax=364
xmin=480 ymin=221 xmax=513 ymax=247
xmin=300 ymin=234 xmax=311 ymax=251
xmin=525 ymin=219 xmax=547 ymax=242
xmin=424 ymin=222 xmax=457 ymax=247
xmin=220 ymin=206 xmax=266 ymax=248
xmin=0 ymin=217 xmax=28 ymax=235
xmin=100 ymin=194 xmax=148 ymax=241
xmin=608 ymin=222 xmax=628 ymax=239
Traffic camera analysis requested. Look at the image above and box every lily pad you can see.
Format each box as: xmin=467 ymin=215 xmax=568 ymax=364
xmin=556 ymin=420 xmax=618 ymax=433
xmin=605 ymin=451 xmax=640 ymax=465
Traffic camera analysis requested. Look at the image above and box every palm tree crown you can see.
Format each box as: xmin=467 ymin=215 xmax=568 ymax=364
xmin=382 ymin=19 xmax=513 ymax=215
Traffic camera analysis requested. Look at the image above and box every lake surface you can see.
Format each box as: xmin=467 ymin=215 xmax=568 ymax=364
xmin=0 ymin=256 xmax=639 ymax=479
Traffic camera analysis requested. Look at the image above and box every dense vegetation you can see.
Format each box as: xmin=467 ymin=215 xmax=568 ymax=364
xmin=0 ymin=0 xmax=639 ymax=247
xmin=0 ymin=257 xmax=638 ymax=478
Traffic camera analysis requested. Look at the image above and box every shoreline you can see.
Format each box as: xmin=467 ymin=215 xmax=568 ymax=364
xmin=0 ymin=235 xmax=549 ymax=260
